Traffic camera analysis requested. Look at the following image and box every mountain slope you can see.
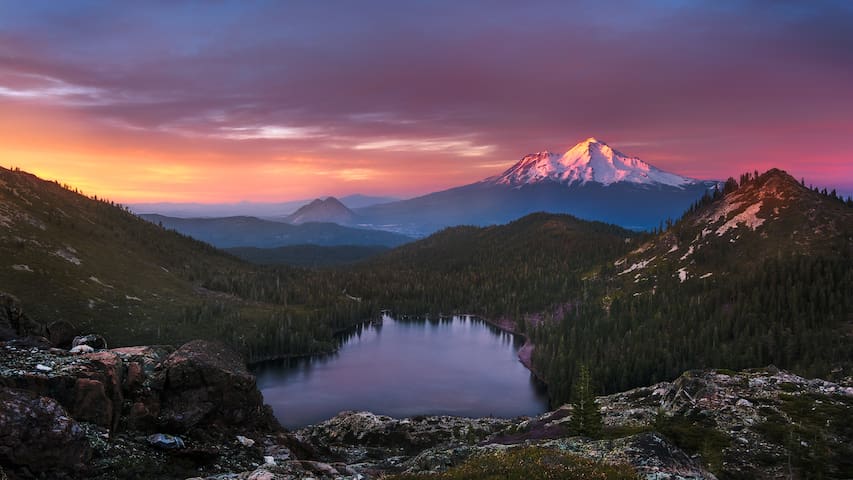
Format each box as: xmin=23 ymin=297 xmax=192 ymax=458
xmin=0 ymin=167 xmax=369 ymax=357
xmin=141 ymin=214 xmax=411 ymax=248
xmin=529 ymin=168 xmax=853 ymax=403
xmin=340 ymin=213 xmax=639 ymax=317
xmin=492 ymin=137 xmax=697 ymax=187
xmin=286 ymin=197 xmax=358 ymax=225
xmin=614 ymin=168 xmax=853 ymax=287
xmin=225 ymin=244 xmax=389 ymax=267
xmin=356 ymin=138 xmax=717 ymax=234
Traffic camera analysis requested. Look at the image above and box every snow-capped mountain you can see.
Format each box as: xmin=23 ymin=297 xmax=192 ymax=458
xmin=492 ymin=137 xmax=697 ymax=188
xmin=356 ymin=137 xmax=718 ymax=235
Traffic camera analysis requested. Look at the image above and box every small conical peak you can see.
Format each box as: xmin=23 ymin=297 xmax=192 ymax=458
xmin=321 ymin=196 xmax=347 ymax=207
xmin=582 ymin=136 xmax=603 ymax=144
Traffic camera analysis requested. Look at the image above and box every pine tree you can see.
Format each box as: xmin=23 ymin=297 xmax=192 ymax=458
xmin=569 ymin=364 xmax=603 ymax=437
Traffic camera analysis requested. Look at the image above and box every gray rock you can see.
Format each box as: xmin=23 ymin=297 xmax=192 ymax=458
xmin=147 ymin=432 xmax=186 ymax=449
xmin=0 ymin=387 xmax=92 ymax=474
xmin=72 ymin=333 xmax=108 ymax=350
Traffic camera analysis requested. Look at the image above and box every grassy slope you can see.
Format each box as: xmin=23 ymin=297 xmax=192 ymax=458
xmin=0 ymin=167 xmax=339 ymax=354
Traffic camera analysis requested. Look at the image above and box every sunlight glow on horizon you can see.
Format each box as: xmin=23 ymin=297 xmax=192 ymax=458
xmin=1 ymin=1 xmax=851 ymax=202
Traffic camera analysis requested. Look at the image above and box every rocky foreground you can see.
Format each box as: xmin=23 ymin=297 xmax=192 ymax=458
xmin=2 ymin=300 xmax=852 ymax=479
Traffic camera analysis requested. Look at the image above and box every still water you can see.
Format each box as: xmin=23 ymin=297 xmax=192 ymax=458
xmin=253 ymin=315 xmax=548 ymax=429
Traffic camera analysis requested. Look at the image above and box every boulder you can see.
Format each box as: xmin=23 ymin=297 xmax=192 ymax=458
xmin=0 ymin=292 xmax=43 ymax=338
xmin=0 ymin=344 xmax=124 ymax=429
xmin=0 ymin=387 xmax=92 ymax=474
xmin=152 ymin=340 xmax=278 ymax=433
xmin=72 ymin=333 xmax=108 ymax=350
xmin=46 ymin=320 xmax=78 ymax=349
xmin=301 ymin=411 xmax=513 ymax=463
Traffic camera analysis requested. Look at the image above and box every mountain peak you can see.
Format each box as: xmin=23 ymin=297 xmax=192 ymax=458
xmin=287 ymin=196 xmax=358 ymax=225
xmin=491 ymin=137 xmax=699 ymax=188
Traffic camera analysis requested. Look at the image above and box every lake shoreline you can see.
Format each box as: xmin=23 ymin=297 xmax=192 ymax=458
xmin=249 ymin=313 xmax=549 ymax=389
xmin=477 ymin=316 xmax=545 ymax=385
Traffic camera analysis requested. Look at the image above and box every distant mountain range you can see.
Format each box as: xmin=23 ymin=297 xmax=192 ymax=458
xmin=130 ymin=138 xmax=715 ymax=236
xmin=354 ymin=138 xmax=719 ymax=234
xmin=129 ymin=194 xmax=398 ymax=218
xmin=139 ymin=214 xmax=412 ymax=248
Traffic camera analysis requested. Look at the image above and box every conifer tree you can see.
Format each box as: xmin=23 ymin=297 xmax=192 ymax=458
xmin=569 ymin=364 xmax=603 ymax=437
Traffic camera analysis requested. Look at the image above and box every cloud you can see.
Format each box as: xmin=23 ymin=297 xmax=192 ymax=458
xmin=218 ymin=125 xmax=322 ymax=141
xmin=353 ymin=138 xmax=496 ymax=157
xmin=0 ymin=1 xmax=850 ymax=199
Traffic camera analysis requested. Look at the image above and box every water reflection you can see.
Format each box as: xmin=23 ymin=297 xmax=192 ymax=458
xmin=252 ymin=314 xmax=548 ymax=429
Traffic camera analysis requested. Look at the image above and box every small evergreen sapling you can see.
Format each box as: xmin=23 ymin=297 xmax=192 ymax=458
xmin=569 ymin=364 xmax=603 ymax=437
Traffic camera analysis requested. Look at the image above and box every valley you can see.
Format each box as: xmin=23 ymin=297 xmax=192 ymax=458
xmin=3 ymin=3 xmax=853 ymax=478
xmin=2 ymin=163 xmax=852 ymax=479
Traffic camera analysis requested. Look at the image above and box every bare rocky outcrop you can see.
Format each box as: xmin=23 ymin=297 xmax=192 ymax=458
xmin=150 ymin=339 xmax=278 ymax=433
xmin=2 ymin=321 xmax=850 ymax=480
xmin=0 ymin=338 xmax=283 ymax=479
xmin=0 ymin=293 xmax=43 ymax=340
xmin=0 ymin=387 xmax=92 ymax=475
xmin=0 ymin=344 xmax=124 ymax=429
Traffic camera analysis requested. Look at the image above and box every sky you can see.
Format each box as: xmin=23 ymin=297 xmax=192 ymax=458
xmin=1 ymin=0 xmax=852 ymax=203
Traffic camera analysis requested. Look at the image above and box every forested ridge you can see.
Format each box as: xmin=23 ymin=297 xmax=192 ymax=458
xmin=4 ymin=166 xmax=851 ymax=394
xmin=529 ymin=170 xmax=853 ymax=404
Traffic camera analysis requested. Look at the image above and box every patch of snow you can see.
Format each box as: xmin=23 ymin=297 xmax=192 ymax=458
xmin=711 ymin=200 xmax=745 ymax=223
xmin=493 ymin=138 xmax=698 ymax=187
xmin=11 ymin=264 xmax=32 ymax=272
xmin=70 ymin=345 xmax=94 ymax=354
xmin=88 ymin=299 xmax=95 ymax=309
xmin=89 ymin=276 xmax=114 ymax=289
xmin=160 ymin=266 xmax=170 ymax=272
xmin=53 ymin=249 xmax=81 ymax=265
xmin=630 ymin=243 xmax=651 ymax=255
xmin=125 ymin=295 xmax=142 ymax=302
xmin=619 ymin=256 xmax=657 ymax=276
xmin=35 ymin=364 xmax=52 ymax=372
xmin=700 ymin=273 xmax=713 ymax=279
xmin=677 ymin=268 xmax=688 ymax=283
xmin=680 ymin=246 xmax=694 ymax=261
xmin=716 ymin=201 xmax=764 ymax=236
xmin=667 ymin=244 xmax=679 ymax=253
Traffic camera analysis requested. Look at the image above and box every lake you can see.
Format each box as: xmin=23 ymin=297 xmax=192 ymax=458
xmin=252 ymin=314 xmax=549 ymax=429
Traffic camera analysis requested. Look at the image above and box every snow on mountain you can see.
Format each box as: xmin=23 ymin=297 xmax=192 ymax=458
xmin=491 ymin=137 xmax=698 ymax=188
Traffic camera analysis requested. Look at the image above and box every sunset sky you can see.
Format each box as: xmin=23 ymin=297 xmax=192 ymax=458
xmin=1 ymin=1 xmax=851 ymax=203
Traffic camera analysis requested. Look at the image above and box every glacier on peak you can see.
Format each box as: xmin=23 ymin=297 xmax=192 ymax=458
xmin=491 ymin=137 xmax=698 ymax=188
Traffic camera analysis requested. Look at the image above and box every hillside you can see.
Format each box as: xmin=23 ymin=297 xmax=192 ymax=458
xmin=340 ymin=213 xmax=640 ymax=318
xmin=226 ymin=244 xmax=389 ymax=267
xmin=0 ymin=167 xmax=368 ymax=358
xmin=142 ymin=213 xmax=411 ymax=248
xmin=528 ymin=169 xmax=853 ymax=403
